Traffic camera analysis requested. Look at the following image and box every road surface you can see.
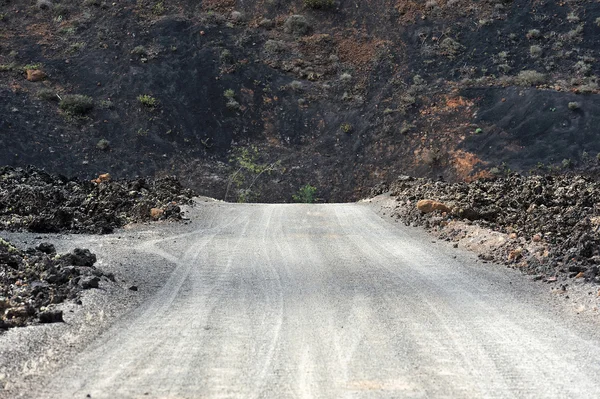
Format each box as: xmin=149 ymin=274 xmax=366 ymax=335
xmin=34 ymin=203 xmax=600 ymax=398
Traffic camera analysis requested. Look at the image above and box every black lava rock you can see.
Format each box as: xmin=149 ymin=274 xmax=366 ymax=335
xmin=38 ymin=310 xmax=64 ymax=324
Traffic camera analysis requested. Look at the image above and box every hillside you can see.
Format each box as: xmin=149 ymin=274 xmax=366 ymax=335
xmin=1 ymin=0 xmax=600 ymax=201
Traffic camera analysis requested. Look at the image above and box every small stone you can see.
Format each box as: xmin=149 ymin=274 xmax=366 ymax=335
xmin=65 ymin=248 xmax=97 ymax=266
xmin=128 ymin=285 xmax=138 ymax=291
xmin=150 ymin=208 xmax=164 ymax=219
xmin=532 ymin=234 xmax=542 ymax=242
xmin=80 ymin=276 xmax=100 ymax=289
xmin=39 ymin=310 xmax=63 ymax=323
xmin=36 ymin=242 xmax=56 ymax=254
xmin=416 ymin=199 xmax=451 ymax=214
xmin=26 ymin=69 xmax=47 ymax=82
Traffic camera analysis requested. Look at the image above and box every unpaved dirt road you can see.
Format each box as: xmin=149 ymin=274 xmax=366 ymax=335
xmin=25 ymin=203 xmax=600 ymax=398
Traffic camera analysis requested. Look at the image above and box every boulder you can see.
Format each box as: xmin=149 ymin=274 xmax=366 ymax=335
xmin=39 ymin=310 xmax=63 ymax=323
xmin=150 ymin=208 xmax=164 ymax=219
xmin=416 ymin=199 xmax=451 ymax=214
xmin=26 ymin=69 xmax=47 ymax=82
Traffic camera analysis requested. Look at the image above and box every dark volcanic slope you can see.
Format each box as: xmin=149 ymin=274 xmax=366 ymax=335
xmin=1 ymin=0 xmax=600 ymax=201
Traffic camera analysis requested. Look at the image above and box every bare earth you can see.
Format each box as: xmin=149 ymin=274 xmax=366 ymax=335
xmin=4 ymin=201 xmax=600 ymax=398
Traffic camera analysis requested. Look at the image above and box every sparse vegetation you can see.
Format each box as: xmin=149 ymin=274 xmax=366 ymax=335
xmin=340 ymin=123 xmax=353 ymax=134
xmin=224 ymin=89 xmax=240 ymax=110
xmin=526 ymin=29 xmax=541 ymax=39
xmin=439 ymin=37 xmax=463 ymax=58
xmin=59 ymin=95 xmax=94 ymax=115
xmin=152 ymin=1 xmax=165 ymax=15
xmin=529 ymin=45 xmax=542 ymax=58
xmin=96 ymin=139 xmax=110 ymax=151
xmin=292 ymin=184 xmax=317 ymax=203
xmin=568 ymin=102 xmax=580 ymax=110
xmin=137 ymin=94 xmax=158 ymax=108
xmin=226 ymin=146 xmax=280 ymax=202
xmin=283 ymin=15 xmax=311 ymax=37
xmin=515 ymin=70 xmax=546 ymax=86
xmin=37 ymin=88 xmax=58 ymax=101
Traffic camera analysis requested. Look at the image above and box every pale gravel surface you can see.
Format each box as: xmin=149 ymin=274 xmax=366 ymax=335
xmin=3 ymin=200 xmax=600 ymax=398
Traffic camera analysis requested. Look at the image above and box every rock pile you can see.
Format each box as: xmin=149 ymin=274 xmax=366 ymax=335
xmin=0 ymin=239 xmax=112 ymax=329
xmin=0 ymin=166 xmax=195 ymax=234
xmin=377 ymin=174 xmax=600 ymax=283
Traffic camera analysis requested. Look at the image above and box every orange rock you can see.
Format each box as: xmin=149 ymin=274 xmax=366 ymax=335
xmin=26 ymin=69 xmax=46 ymax=82
xmin=416 ymin=199 xmax=451 ymax=214
xmin=508 ymin=249 xmax=523 ymax=261
xmin=150 ymin=208 xmax=164 ymax=219
xmin=508 ymin=232 xmax=518 ymax=239
xmin=92 ymin=173 xmax=111 ymax=184
xmin=532 ymin=234 xmax=542 ymax=242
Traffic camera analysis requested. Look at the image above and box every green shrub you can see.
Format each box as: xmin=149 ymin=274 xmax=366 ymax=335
xmin=59 ymin=95 xmax=94 ymax=115
xmin=152 ymin=1 xmax=165 ymax=15
xmin=340 ymin=123 xmax=353 ymax=133
xmin=137 ymin=94 xmax=158 ymax=108
xmin=304 ymin=0 xmax=334 ymax=9
xmin=529 ymin=45 xmax=542 ymax=58
xmin=526 ymin=29 xmax=541 ymax=39
xmin=568 ymin=101 xmax=580 ymax=110
xmin=96 ymin=139 xmax=110 ymax=150
xmin=283 ymin=15 xmax=311 ymax=37
xmin=37 ymin=88 xmax=58 ymax=101
xmin=293 ymin=184 xmax=317 ymax=203
xmin=515 ymin=70 xmax=546 ymax=86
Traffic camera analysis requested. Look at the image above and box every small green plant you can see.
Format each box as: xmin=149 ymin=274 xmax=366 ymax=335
xmin=566 ymin=12 xmax=579 ymax=23
xmin=59 ymin=94 xmax=94 ymax=115
xmin=152 ymin=1 xmax=165 ymax=15
xmin=529 ymin=45 xmax=542 ymax=58
xmin=137 ymin=128 xmax=149 ymax=136
xmin=37 ymin=88 xmax=58 ymax=101
xmin=568 ymin=101 xmax=580 ymax=110
xmin=515 ymin=70 xmax=546 ymax=86
xmin=131 ymin=45 xmax=147 ymax=55
xmin=340 ymin=123 xmax=353 ymax=134
xmin=526 ymin=29 xmax=541 ymax=39
xmin=68 ymin=42 xmax=86 ymax=53
xmin=0 ymin=13 xmax=7 ymax=21
xmin=224 ymin=89 xmax=240 ymax=110
xmin=96 ymin=138 xmax=110 ymax=150
xmin=137 ymin=94 xmax=158 ymax=108
xmin=293 ymin=184 xmax=317 ymax=203
xmin=562 ymin=158 xmax=573 ymax=169
xmin=23 ymin=63 xmax=42 ymax=71
xmin=0 ymin=63 xmax=18 ymax=72
xmin=304 ymin=0 xmax=334 ymax=9
xmin=226 ymin=146 xmax=280 ymax=202
xmin=439 ymin=37 xmax=463 ymax=58
xmin=99 ymin=100 xmax=114 ymax=109
xmin=220 ymin=49 xmax=234 ymax=64
xmin=475 ymin=128 xmax=483 ymax=134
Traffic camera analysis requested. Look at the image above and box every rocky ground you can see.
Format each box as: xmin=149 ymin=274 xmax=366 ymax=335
xmin=0 ymin=166 xmax=194 ymax=234
xmin=0 ymin=240 xmax=113 ymax=330
xmin=371 ymin=173 xmax=600 ymax=287
xmin=0 ymin=165 xmax=195 ymax=330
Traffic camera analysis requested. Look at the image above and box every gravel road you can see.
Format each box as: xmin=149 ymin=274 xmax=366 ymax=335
xmin=13 ymin=202 xmax=600 ymax=398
